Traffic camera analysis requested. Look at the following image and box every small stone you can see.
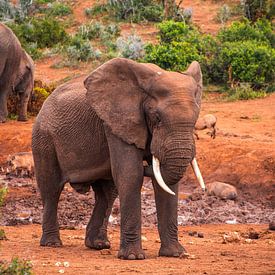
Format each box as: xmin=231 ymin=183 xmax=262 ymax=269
xmin=58 ymin=269 xmax=65 ymax=274
xmin=55 ymin=262 xmax=62 ymax=267
xmin=188 ymin=231 xmax=197 ymax=236
xmin=197 ymin=232 xmax=204 ymax=238
xmin=155 ymin=238 xmax=161 ymax=243
xmin=269 ymin=221 xmax=275 ymax=231
xmin=141 ymin=235 xmax=148 ymax=241
xmin=180 ymin=252 xmax=196 ymax=259
xmin=245 ymin=239 xmax=253 ymax=244
xmin=63 ymin=262 xmax=70 ymax=267
xmin=100 ymin=249 xmax=112 ymax=255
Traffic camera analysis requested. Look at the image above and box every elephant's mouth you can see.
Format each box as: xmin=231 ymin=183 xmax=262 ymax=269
xmin=152 ymin=156 xmax=205 ymax=195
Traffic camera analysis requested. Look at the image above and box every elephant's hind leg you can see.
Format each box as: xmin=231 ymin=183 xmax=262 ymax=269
xmin=32 ymin=131 xmax=64 ymax=247
xmin=85 ymin=180 xmax=118 ymax=250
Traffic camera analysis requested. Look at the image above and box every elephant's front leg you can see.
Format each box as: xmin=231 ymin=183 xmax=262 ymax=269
xmin=0 ymin=89 xmax=9 ymax=122
xmin=105 ymin=129 xmax=145 ymax=260
xmin=18 ymin=91 xmax=30 ymax=121
xmin=153 ymin=180 xmax=186 ymax=257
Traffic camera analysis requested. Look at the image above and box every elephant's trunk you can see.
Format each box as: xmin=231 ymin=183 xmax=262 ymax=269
xmin=151 ymin=129 xmax=204 ymax=192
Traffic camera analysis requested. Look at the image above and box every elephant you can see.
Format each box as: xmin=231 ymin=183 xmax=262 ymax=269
xmin=0 ymin=23 xmax=34 ymax=122
xmin=32 ymin=58 xmax=203 ymax=260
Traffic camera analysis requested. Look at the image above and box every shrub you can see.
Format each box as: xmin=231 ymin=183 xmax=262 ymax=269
xmin=0 ymin=187 xmax=7 ymax=241
xmin=28 ymin=87 xmax=50 ymax=115
xmin=0 ymin=258 xmax=33 ymax=274
xmin=0 ymin=187 xmax=7 ymax=207
xmin=8 ymin=17 xmax=68 ymax=50
xmin=47 ymin=2 xmax=72 ymax=16
xmin=240 ymin=0 xmax=274 ymax=21
xmin=144 ymin=41 xmax=200 ymax=71
xmin=140 ymin=4 xmax=164 ymax=22
xmin=116 ymin=35 xmax=145 ymax=60
xmin=216 ymin=4 xmax=231 ymax=24
xmin=65 ymin=36 xmax=101 ymax=62
xmin=216 ymin=40 xmax=275 ymax=87
xmin=226 ymin=83 xmax=267 ymax=100
xmin=76 ymin=21 xmax=103 ymax=40
xmin=85 ymin=4 xmax=108 ymax=17
xmin=107 ymin=0 xmax=163 ymax=22
xmin=173 ymin=7 xmax=193 ymax=24
xmin=0 ymin=0 xmax=33 ymax=22
xmin=144 ymin=21 xmax=215 ymax=73
xmin=157 ymin=20 xmax=200 ymax=44
xmin=217 ymin=18 xmax=274 ymax=46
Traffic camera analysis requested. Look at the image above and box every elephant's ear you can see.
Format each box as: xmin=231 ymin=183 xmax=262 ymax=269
xmin=185 ymin=61 xmax=203 ymax=107
xmin=84 ymin=58 xmax=156 ymax=149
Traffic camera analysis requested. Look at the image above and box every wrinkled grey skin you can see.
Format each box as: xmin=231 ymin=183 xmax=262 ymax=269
xmin=0 ymin=23 xmax=34 ymax=122
xmin=32 ymin=58 xmax=202 ymax=260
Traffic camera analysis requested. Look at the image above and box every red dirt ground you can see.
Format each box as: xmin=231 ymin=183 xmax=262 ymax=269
xmin=1 ymin=224 xmax=274 ymax=275
xmin=1 ymin=1 xmax=275 ymax=273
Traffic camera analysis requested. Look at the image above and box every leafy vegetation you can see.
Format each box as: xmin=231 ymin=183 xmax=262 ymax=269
xmin=116 ymin=35 xmax=145 ymax=59
xmin=240 ymin=0 xmax=274 ymax=22
xmin=46 ymin=2 xmax=72 ymax=17
xmin=0 ymin=258 xmax=33 ymax=274
xmin=0 ymin=187 xmax=7 ymax=207
xmin=144 ymin=19 xmax=275 ymax=92
xmin=226 ymin=83 xmax=267 ymax=101
xmin=0 ymin=0 xmax=33 ymax=22
xmin=216 ymin=4 xmax=231 ymax=24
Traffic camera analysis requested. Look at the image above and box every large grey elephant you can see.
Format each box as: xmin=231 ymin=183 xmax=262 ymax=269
xmin=32 ymin=58 xmax=203 ymax=260
xmin=0 ymin=23 xmax=34 ymax=122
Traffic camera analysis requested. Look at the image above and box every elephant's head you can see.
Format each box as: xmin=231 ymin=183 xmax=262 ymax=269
xmin=84 ymin=58 xmax=203 ymax=194
xmin=14 ymin=51 xmax=34 ymax=121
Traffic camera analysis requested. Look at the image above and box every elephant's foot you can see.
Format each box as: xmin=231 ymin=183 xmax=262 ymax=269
xmin=118 ymin=244 xmax=145 ymax=260
xmin=85 ymin=236 xmax=110 ymax=250
xmin=159 ymin=242 xmax=186 ymax=257
xmin=40 ymin=234 xmax=62 ymax=247
xmin=0 ymin=116 xmax=7 ymax=123
xmin=17 ymin=116 xmax=28 ymax=122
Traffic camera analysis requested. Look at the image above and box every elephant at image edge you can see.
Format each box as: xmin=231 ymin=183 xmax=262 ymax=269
xmin=32 ymin=58 xmax=202 ymax=260
xmin=0 ymin=23 xmax=34 ymax=122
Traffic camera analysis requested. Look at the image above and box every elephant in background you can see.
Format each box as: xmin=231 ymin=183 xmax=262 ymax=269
xmin=0 ymin=23 xmax=34 ymax=122
xmin=32 ymin=58 xmax=203 ymax=260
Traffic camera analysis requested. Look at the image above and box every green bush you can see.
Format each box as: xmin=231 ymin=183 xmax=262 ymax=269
xmin=8 ymin=17 xmax=68 ymax=49
xmin=216 ymin=4 xmax=231 ymax=24
xmin=240 ymin=0 xmax=274 ymax=21
xmin=76 ymin=22 xmax=104 ymax=40
xmin=0 ymin=187 xmax=7 ymax=207
xmin=0 ymin=258 xmax=33 ymax=274
xmin=144 ymin=21 xmax=215 ymax=73
xmin=107 ymin=0 xmax=163 ymax=22
xmin=215 ymin=40 xmax=275 ymax=87
xmin=144 ymin=41 xmax=200 ymax=71
xmin=85 ymin=4 xmax=108 ymax=17
xmin=47 ymin=2 xmax=72 ymax=16
xmin=64 ymin=36 xmax=101 ymax=62
xmin=226 ymin=83 xmax=267 ymax=100
xmin=116 ymin=35 xmax=145 ymax=60
xmin=157 ymin=21 xmax=200 ymax=44
xmin=140 ymin=4 xmax=163 ymax=22
xmin=0 ymin=0 xmax=33 ymax=22
xmin=217 ymin=18 xmax=274 ymax=46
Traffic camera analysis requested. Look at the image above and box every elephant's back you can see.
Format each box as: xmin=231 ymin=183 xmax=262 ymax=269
xmin=36 ymin=77 xmax=100 ymax=131
xmin=0 ymin=23 xmax=22 ymax=49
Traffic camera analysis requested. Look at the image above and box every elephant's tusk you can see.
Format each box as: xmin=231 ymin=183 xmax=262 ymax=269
xmin=191 ymin=158 xmax=206 ymax=191
xmin=152 ymin=156 xmax=175 ymax=196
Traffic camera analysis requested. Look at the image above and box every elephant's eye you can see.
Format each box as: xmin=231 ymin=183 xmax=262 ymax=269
xmin=155 ymin=112 xmax=161 ymax=126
